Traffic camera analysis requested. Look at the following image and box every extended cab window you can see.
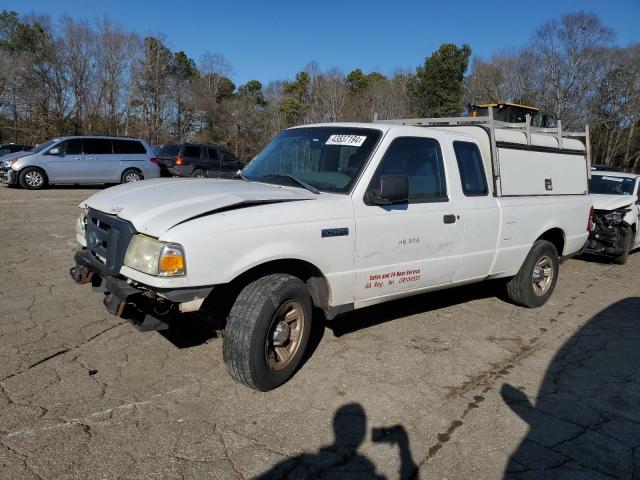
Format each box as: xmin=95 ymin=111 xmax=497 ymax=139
xmin=369 ymin=137 xmax=447 ymax=202
xmin=453 ymin=141 xmax=488 ymax=196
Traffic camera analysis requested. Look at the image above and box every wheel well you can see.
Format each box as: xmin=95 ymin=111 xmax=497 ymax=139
xmin=19 ymin=165 xmax=47 ymax=177
xmin=537 ymin=228 xmax=565 ymax=256
xmin=121 ymin=167 xmax=143 ymax=180
xmin=209 ymin=259 xmax=331 ymax=315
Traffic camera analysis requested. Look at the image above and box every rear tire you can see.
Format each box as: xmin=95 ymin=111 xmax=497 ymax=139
xmin=18 ymin=167 xmax=47 ymax=190
xmin=223 ymin=274 xmax=312 ymax=391
xmin=192 ymin=168 xmax=207 ymax=178
xmin=613 ymin=228 xmax=633 ymax=265
xmin=506 ymin=240 xmax=559 ymax=308
xmin=121 ymin=169 xmax=143 ymax=184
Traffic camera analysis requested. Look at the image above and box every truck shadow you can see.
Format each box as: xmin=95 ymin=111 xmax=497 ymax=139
xmin=328 ymin=279 xmax=508 ymax=337
xmin=255 ymin=402 xmax=417 ymax=480
xmin=501 ymin=297 xmax=640 ymax=479
xmin=158 ymin=279 xmax=508 ymax=356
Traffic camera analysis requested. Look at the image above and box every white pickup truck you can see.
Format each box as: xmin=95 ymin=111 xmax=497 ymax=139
xmin=70 ymin=116 xmax=592 ymax=390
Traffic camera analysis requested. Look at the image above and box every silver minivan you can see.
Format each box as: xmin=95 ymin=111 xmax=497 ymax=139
xmin=0 ymin=136 xmax=160 ymax=190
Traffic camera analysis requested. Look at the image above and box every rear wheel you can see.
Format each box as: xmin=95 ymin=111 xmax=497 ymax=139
xmin=223 ymin=273 xmax=312 ymax=391
xmin=191 ymin=168 xmax=207 ymax=178
xmin=506 ymin=240 xmax=559 ymax=308
xmin=18 ymin=167 xmax=47 ymax=190
xmin=121 ymin=169 xmax=142 ymax=184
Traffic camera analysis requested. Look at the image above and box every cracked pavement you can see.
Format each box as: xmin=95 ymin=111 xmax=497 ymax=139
xmin=1 ymin=184 xmax=639 ymax=479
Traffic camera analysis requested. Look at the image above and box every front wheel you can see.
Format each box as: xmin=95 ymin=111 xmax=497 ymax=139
xmin=191 ymin=168 xmax=207 ymax=178
xmin=223 ymin=274 xmax=312 ymax=391
xmin=121 ymin=169 xmax=143 ymax=184
xmin=613 ymin=228 xmax=633 ymax=265
xmin=506 ymin=240 xmax=559 ymax=308
xmin=18 ymin=167 xmax=47 ymax=190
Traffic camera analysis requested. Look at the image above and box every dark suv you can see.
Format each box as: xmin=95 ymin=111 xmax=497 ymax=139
xmin=0 ymin=143 xmax=33 ymax=157
xmin=156 ymin=143 xmax=242 ymax=178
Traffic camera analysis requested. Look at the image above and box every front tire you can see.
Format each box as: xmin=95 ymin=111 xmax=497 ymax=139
xmin=506 ymin=240 xmax=559 ymax=308
xmin=223 ymin=274 xmax=312 ymax=391
xmin=18 ymin=167 xmax=47 ymax=190
xmin=613 ymin=228 xmax=633 ymax=265
xmin=121 ymin=169 xmax=143 ymax=184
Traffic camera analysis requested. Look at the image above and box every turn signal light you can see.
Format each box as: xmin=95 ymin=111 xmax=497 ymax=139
xmin=150 ymin=157 xmax=158 ymax=164
xmin=587 ymin=207 xmax=594 ymax=231
xmin=159 ymin=246 xmax=186 ymax=276
xmin=176 ymin=155 xmax=184 ymax=166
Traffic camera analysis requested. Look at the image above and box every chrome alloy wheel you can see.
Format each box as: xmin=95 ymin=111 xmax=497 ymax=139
xmin=265 ymin=300 xmax=305 ymax=371
xmin=532 ymin=255 xmax=554 ymax=296
xmin=124 ymin=171 xmax=141 ymax=182
xmin=24 ymin=170 xmax=44 ymax=188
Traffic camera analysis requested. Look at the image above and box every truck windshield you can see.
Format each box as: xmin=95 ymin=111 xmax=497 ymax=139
xmin=242 ymin=127 xmax=382 ymax=193
xmin=589 ymin=175 xmax=637 ymax=195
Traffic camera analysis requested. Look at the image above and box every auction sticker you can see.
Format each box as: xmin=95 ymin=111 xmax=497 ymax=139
xmin=326 ymin=134 xmax=367 ymax=147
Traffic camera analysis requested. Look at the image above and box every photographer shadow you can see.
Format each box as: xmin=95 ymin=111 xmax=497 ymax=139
xmin=502 ymin=297 xmax=640 ymax=478
xmin=255 ymin=403 xmax=416 ymax=479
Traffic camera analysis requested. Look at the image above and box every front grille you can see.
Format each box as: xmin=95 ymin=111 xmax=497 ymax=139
xmin=85 ymin=209 xmax=136 ymax=276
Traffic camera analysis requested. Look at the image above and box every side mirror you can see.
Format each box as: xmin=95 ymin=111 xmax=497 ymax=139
xmin=48 ymin=147 xmax=61 ymax=155
xmin=371 ymin=174 xmax=409 ymax=205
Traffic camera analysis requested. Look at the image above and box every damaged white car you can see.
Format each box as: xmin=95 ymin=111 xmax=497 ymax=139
xmin=584 ymin=171 xmax=640 ymax=264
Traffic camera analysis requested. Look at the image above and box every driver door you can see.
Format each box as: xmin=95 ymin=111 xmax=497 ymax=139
xmin=43 ymin=138 xmax=89 ymax=182
xmin=353 ymin=135 xmax=463 ymax=304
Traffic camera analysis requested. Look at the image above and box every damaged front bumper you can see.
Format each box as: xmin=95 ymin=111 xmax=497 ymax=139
xmin=0 ymin=168 xmax=17 ymax=185
xmin=583 ymin=208 xmax=631 ymax=257
xmin=70 ymin=249 xmax=213 ymax=331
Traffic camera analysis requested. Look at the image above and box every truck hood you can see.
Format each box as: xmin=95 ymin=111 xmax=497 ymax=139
xmin=81 ymin=178 xmax=318 ymax=236
xmin=591 ymin=194 xmax=636 ymax=211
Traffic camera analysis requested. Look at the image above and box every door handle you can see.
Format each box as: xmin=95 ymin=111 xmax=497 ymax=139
xmin=443 ymin=214 xmax=457 ymax=224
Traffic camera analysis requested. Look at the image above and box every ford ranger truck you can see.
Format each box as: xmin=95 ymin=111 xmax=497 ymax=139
xmin=584 ymin=170 xmax=640 ymax=264
xmin=70 ymin=120 xmax=592 ymax=391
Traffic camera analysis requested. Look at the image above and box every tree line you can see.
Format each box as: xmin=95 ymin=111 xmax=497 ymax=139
xmin=0 ymin=11 xmax=638 ymax=170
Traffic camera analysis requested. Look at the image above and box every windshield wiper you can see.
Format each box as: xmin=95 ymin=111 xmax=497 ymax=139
xmin=262 ymin=174 xmax=320 ymax=194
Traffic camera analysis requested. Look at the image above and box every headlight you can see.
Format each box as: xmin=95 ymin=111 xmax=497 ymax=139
xmin=75 ymin=210 xmax=87 ymax=247
xmin=124 ymin=234 xmax=186 ymax=277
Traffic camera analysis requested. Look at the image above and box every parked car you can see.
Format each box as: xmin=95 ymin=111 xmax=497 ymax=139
xmin=591 ymin=163 xmax=623 ymax=172
xmin=0 ymin=136 xmax=159 ymax=190
xmin=0 ymin=143 xmax=32 ymax=157
xmin=584 ymin=171 xmax=639 ymax=264
xmin=156 ymin=143 xmax=242 ymax=178
xmin=70 ymin=117 xmax=591 ymax=391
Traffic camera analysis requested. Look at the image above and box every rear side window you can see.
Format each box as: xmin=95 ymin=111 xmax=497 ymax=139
xmin=84 ymin=138 xmax=113 ymax=155
xmin=158 ymin=144 xmax=180 ymax=156
xmin=453 ymin=141 xmax=488 ymax=196
xmin=183 ymin=145 xmax=201 ymax=158
xmin=369 ymin=137 xmax=447 ymax=202
xmin=115 ymin=139 xmax=147 ymax=154
xmin=207 ymin=148 xmax=218 ymax=160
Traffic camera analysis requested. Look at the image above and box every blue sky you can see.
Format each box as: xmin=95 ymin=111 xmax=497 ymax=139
xmin=3 ymin=0 xmax=639 ymax=86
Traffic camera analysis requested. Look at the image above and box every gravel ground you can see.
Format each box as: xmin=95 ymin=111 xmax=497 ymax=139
xmin=0 ymin=183 xmax=639 ymax=480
